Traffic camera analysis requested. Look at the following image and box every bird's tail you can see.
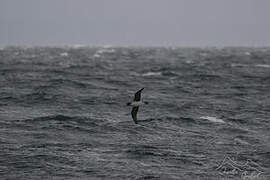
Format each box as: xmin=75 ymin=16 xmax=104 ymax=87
xmin=126 ymin=102 xmax=131 ymax=106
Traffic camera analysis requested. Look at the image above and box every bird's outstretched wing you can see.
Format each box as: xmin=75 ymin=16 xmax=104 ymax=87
xmin=131 ymin=107 xmax=139 ymax=124
xmin=133 ymin=88 xmax=144 ymax=101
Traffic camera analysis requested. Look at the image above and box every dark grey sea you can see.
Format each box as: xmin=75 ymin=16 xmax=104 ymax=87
xmin=0 ymin=46 xmax=269 ymax=179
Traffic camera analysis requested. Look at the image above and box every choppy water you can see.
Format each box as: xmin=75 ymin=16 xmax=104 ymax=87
xmin=0 ymin=46 xmax=270 ymax=179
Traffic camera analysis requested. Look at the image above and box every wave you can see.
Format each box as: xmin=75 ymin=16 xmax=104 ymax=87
xmin=218 ymin=126 xmax=250 ymax=134
xmin=233 ymin=137 xmax=250 ymax=145
xmin=18 ymin=114 xmax=112 ymax=130
xmin=23 ymin=114 xmax=74 ymax=122
xmin=199 ymin=116 xmax=225 ymax=123
xmin=231 ymin=63 xmax=270 ymax=68
xmin=142 ymin=72 xmax=162 ymax=76
xmin=254 ymin=64 xmax=270 ymax=68
xmin=140 ymin=70 xmax=179 ymax=77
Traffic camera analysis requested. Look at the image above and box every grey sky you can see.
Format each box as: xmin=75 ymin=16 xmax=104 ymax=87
xmin=1 ymin=0 xmax=270 ymax=46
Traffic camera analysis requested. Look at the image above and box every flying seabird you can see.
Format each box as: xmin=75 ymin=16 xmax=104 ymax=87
xmin=126 ymin=88 xmax=148 ymax=124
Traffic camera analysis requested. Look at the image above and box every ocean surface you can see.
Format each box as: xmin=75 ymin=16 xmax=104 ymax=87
xmin=0 ymin=46 xmax=269 ymax=179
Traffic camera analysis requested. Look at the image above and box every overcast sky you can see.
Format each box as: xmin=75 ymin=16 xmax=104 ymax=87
xmin=1 ymin=0 xmax=270 ymax=46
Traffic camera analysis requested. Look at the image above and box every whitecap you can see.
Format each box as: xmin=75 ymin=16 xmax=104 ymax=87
xmin=96 ymin=49 xmax=105 ymax=54
xmin=142 ymin=72 xmax=162 ymax=76
xmin=185 ymin=60 xmax=194 ymax=64
xmin=60 ymin=52 xmax=69 ymax=57
xmin=244 ymin=52 xmax=251 ymax=56
xmin=93 ymin=53 xmax=101 ymax=58
xmin=96 ymin=48 xmax=115 ymax=54
xmin=254 ymin=64 xmax=270 ymax=68
xmin=200 ymin=116 xmax=225 ymax=123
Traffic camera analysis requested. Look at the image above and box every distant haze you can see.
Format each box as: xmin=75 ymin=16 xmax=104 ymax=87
xmin=1 ymin=0 xmax=270 ymax=47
